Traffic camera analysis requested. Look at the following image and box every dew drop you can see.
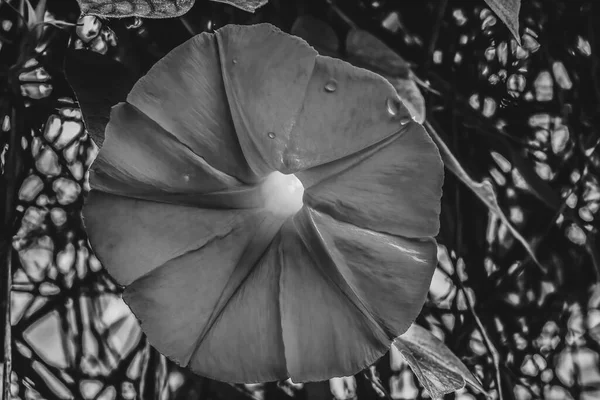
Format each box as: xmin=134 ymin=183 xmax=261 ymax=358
xmin=232 ymin=58 xmax=238 ymax=64
xmin=400 ymin=117 xmax=412 ymax=126
xmin=324 ymin=80 xmax=337 ymax=93
xmin=386 ymin=96 xmax=402 ymax=117
xmin=268 ymin=132 xmax=276 ymax=139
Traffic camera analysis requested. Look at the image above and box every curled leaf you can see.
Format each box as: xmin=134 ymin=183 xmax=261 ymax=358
xmin=77 ymin=0 xmax=267 ymax=18
xmin=77 ymin=0 xmax=195 ymax=18
xmin=483 ymin=0 xmax=521 ymax=43
xmin=394 ymin=324 xmax=488 ymax=399
xmin=211 ymin=0 xmax=268 ymax=13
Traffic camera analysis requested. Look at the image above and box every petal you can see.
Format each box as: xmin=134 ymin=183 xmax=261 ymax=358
xmin=90 ymin=103 xmax=262 ymax=208
xmin=301 ymin=121 xmax=443 ymax=238
xmin=83 ymin=192 xmax=252 ymax=286
xmin=126 ymin=33 xmax=256 ymax=183
xmin=308 ymin=209 xmax=437 ymax=337
xmin=189 ymin=234 xmax=287 ymax=383
xmin=279 ymin=208 xmax=389 ymax=382
xmin=121 ymin=209 xmax=284 ymax=381
xmin=388 ymin=77 xmax=426 ymax=124
xmin=215 ymin=24 xmax=317 ymax=175
xmin=282 ymin=56 xmax=413 ymax=172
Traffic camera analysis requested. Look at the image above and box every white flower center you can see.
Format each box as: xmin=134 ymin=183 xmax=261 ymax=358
xmin=262 ymin=171 xmax=305 ymax=217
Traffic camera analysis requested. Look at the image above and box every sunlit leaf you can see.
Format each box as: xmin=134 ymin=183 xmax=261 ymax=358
xmin=77 ymin=0 xmax=195 ymax=18
xmin=211 ymin=0 xmax=268 ymax=13
xmin=483 ymin=0 xmax=521 ymax=43
xmin=394 ymin=324 xmax=488 ymax=399
xmin=76 ymin=0 xmax=267 ymax=18
xmin=424 ymin=121 xmax=543 ymax=270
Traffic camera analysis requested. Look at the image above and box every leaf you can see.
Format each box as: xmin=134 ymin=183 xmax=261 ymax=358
xmin=345 ymin=29 xmax=411 ymax=79
xmin=210 ymin=0 xmax=268 ymax=13
xmin=424 ymin=121 xmax=543 ymax=271
xmin=290 ymin=15 xmax=340 ymax=57
xmin=64 ymin=50 xmax=139 ymax=147
xmin=483 ymin=0 xmax=521 ymax=43
xmin=77 ymin=0 xmax=267 ymax=18
xmin=77 ymin=0 xmax=195 ymax=18
xmin=394 ymin=324 xmax=488 ymax=399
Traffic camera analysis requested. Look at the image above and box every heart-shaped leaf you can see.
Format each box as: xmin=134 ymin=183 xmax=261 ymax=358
xmin=394 ymin=324 xmax=488 ymax=399
xmin=483 ymin=0 xmax=521 ymax=43
xmin=77 ymin=0 xmax=267 ymax=18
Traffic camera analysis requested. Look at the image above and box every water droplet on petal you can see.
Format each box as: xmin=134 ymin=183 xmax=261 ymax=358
xmin=324 ymin=80 xmax=337 ymax=93
xmin=232 ymin=58 xmax=238 ymax=64
xmin=386 ymin=96 xmax=402 ymax=117
xmin=399 ymin=117 xmax=412 ymax=125
xmin=268 ymin=132 xmax=276 ymax=139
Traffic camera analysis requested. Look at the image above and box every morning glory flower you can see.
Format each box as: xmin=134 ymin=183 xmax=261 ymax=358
xmin=82 ymin=23 xmax=443 ymax=384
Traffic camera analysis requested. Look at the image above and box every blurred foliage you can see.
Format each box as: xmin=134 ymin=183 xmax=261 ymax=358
xmin=1 ymin=0 xmax=599 ymax=399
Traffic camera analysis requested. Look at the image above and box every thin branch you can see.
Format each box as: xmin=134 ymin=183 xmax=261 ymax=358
xmin=1 ymin=251 xmax=11 ymax=400
xmin=423 ymin=0 xmax=448 ymax=75
xmin=437 ymin=265 xmax=504 ymax=400
xmin=1 ymin=106 xmax=19 ymax=400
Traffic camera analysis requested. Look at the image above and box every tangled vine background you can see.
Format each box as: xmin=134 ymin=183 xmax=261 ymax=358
xmin=1 ymin=0 xmax=599 ymax=399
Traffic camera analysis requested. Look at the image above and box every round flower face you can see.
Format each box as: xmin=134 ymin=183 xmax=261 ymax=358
xmin=82 ymin=23 xmax=443 ymax=384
